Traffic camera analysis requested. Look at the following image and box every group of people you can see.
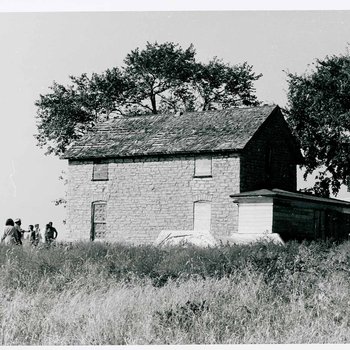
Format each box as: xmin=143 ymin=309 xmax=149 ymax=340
xmin=1 ymin=218 xmax=58 ymax=246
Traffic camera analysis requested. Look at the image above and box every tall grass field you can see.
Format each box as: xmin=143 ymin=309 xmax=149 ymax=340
xmin=0 ymin=240 xmax=350 ymax=345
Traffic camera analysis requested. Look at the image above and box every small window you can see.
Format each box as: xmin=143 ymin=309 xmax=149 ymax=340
xmin=194 ymin=156 xmax=212 ymax=177
xmin=91 ymin=201 xmax=107 ymax=240
xmin=92 ymin=160 xmax=108 ymax=181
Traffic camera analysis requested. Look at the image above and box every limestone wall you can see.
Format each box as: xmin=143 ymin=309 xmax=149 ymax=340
xmin=66 ymin=154 xmax=240 ymax=243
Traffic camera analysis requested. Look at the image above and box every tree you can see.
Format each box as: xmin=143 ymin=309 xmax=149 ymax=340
xmin=123 ymin=42 xmax=197 ymax=114
xmin=193 ymin=58 xmax=261 ymax=110
xmin=124 ymin=43 xmax=261 ymax=114
xmin=35 ymin=41 xmax=262 ymax=157
xmin=35 ymin=68 xmax=129 ymax=156
xmin=285 ymin=52 xmax=350 ymax=197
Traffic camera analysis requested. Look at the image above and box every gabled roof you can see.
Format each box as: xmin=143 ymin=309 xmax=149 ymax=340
xmin=63 ymin=105 xmax=282 ymax=160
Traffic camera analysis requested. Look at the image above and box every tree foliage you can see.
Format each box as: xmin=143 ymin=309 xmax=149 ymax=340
xmin=285 ymin=52 xmax=350 ymax=197
xmin=123 ymin=42 xmax=197 ymax=114
xmin=35 ymin=41 xmax=262 ymax=156
xmin=35 ymin=68 xmax=128 ymax=156
xmin=193 ymin=59 xmax=261 ymax=111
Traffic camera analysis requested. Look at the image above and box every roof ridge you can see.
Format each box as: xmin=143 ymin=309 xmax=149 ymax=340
xmin=113 ymin=104 xmax=278 ymax=120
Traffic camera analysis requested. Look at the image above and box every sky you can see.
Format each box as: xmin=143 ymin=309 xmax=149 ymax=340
xmin=1 ymin=4 xmax=350 ymax=239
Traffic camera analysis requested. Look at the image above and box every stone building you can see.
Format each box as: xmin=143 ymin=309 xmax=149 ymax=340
xmin=63 ymin=105 xmax=302 ymax=243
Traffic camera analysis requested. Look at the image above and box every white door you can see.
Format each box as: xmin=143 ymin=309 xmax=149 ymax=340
xmin=194 ymin=201 xmax=211 ymax=232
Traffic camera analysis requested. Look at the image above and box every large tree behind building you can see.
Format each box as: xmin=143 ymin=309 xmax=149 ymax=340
xmin=35 ymin=41 xmax=262 ymax=157
xmin=285 ymin=52 xmax=350 ymax=197
xmin=35 ymin=67 xmax=129 ymax=156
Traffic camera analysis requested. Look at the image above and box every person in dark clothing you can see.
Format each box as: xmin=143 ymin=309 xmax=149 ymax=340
xmin=45 ymin=222 xmax=58 ymax=244
xmin=14 ymin=218 xmax=23 ymax=245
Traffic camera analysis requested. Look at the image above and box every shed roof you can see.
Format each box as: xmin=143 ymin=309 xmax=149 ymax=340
xmin=231 ymin=188 xmax=350 ymax=207
xmin=63 ymin=104 xmax=281 ymax=159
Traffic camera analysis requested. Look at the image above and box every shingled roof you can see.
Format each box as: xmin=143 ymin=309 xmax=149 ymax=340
xmin=63 ymin=105 xmax=280 ymax=160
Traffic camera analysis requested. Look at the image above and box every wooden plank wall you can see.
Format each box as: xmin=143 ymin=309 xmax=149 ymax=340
xmin=273 ymin=199 xmax=350 ymax=241
xmin=273 ymin=203 xmax=315 ymax=241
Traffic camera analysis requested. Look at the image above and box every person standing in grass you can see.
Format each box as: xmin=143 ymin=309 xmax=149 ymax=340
xmin=27 ymin=225 xmax=36 ymax=245
xmin=14 ymin=218 xmax=23 ymax=245
xmin=34 ymin=224 xmax=42 ymax=245
xmin=1 ymin=218 xmax=17 ymax=245
xmin=45 ymin=222 xmax=58 ymax=244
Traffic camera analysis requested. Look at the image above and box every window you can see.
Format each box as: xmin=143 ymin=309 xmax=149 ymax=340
xmin=91 ymin=201 xmax=107 ymax=240
xmin=193 ymin=201 xmax=211 ymax=232
xmin=92 ymin=160 xmax=108 ymax=181
xmin=194 ymin=156 xmax=212 ymax=177
xmin=265 ymin=144 xmax=273 ymax=187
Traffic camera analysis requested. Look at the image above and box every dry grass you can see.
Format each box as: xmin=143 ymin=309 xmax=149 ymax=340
xmin=0 ymin=240 xmax=350 ymax=344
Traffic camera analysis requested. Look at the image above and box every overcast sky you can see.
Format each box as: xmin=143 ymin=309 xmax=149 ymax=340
xmin=1 ymin=7 xmax=350 ymax=238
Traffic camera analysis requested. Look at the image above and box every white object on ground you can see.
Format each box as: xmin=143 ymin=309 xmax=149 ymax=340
xmin=154 ymin=230 xmax=217 ymax=247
